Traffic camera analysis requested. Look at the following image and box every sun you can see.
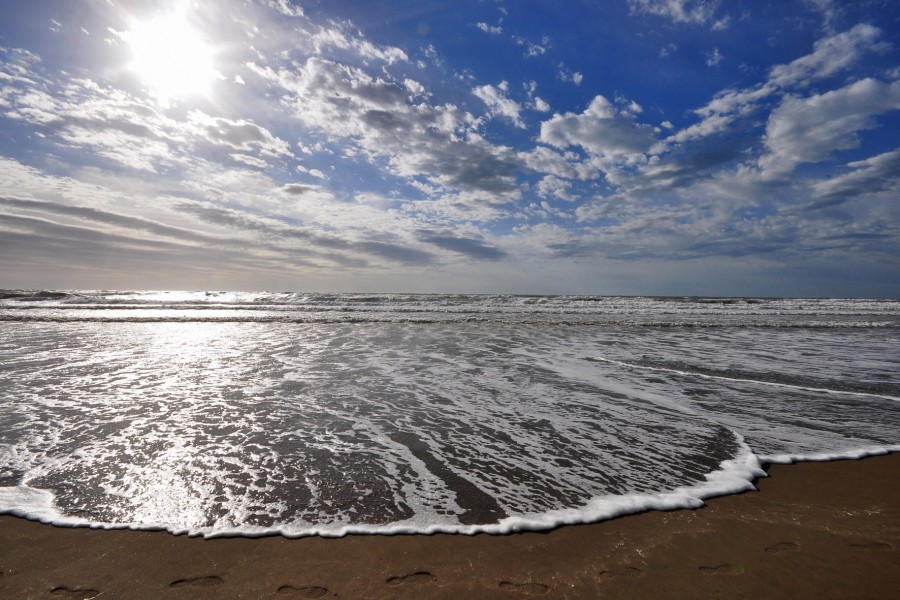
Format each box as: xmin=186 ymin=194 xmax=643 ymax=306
xmin=124 ymin=9 xmax=217 ymax=104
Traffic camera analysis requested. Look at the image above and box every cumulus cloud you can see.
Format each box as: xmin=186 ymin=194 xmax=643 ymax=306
xmin=251 ymin=57 xmax=523 ymax=198
xmin=536 ymin=175 xmax=577 ymax=202
xmin=557 ymin=64 xmax=583 ymax=85
xmin=472 ymin=82 xmax=524 ymax=128
xmin=810 ymin=148 xmax=900 ymax=206
xmin=663 ymin=24 xmax=889 ymax=150
xmin=539 ymin=95 xmax=656 ymax=161
xmin=188 ymin=111 xmax=292 ymax=158
xmin=769 ymin=24 xmax=887 ymax=88
xmin=759 ymin=78 xmax=900 ymax=178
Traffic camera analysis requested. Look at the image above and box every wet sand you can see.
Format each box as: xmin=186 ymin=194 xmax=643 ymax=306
xmin=1 ymin=453 xmax=898 ymax=599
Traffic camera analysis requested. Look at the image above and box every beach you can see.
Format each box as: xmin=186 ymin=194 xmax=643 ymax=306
xmin=1 ymin=453 xmax=897 ymax=599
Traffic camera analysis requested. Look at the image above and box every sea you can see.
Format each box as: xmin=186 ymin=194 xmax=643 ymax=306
xmin=0 ymin=290 xmax=898 ymax=537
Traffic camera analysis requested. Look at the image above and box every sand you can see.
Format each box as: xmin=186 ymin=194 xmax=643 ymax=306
xmin=1 ymin=453 xmax=898 ymax=599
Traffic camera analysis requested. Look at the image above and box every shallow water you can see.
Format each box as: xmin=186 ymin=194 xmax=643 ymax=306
xmin=0 ymin=292 xmax=898 ymax=536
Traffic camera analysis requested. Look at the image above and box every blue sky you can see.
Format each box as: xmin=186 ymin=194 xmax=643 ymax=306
xmin=0 ymin=0 xmax=898 ymax=296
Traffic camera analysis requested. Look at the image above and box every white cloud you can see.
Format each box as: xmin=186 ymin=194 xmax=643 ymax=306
xmin=476 ymin=22 xmax=502 ymax=35
xmin=558 ymin=65 xmax=583 ymax=85
xmin=706 ymin=47 xmax=723 ymax=67
xmin=533 ymin=97 xmax=550 ymax=112
xmin=711 ymin=15 xmax=730 ymax=31
xmin=230 ymin=153 xmax=269 ymax=168
xmin=811 ymin=148 xmax=900 ymax=205
xmin=539 ymin=95 xmax=656 ymax=161
xmin=253 ymin=57 xmax=522 ymax=198
xmin=268 ymin=0 xmax=304 ymax=18
xmin=628 ymin=0 xmax=721 ymax=25
xmin=536 ymin=175 xmax=577 ymax=202
xmin=659 ymin=43 xmax=677 ymax=58
xmin=759 ymin=78 xmax=900 ymax=178
xmin=309 ymin=23 xmax=408 ymax=65
xmin=518 ymin=146 xmax=601 ymax=181
xmin=472 ymin=82 xmax=524 ymax=128
xmin=664 ymin=25 xmax=888 ymax=147
xmin=768 ymin=24 xmax=887 ymax=88
xmin=515 ymin=36 xmax=548 ymax=58
xmin=187 ymin=111 xmax=292 ymax=158
xmin=296 ymin=164 xmax=328 ymax=179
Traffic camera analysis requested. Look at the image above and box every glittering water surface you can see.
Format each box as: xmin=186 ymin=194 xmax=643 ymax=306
xmin=0 ymin=292 xmax=898 ymax=536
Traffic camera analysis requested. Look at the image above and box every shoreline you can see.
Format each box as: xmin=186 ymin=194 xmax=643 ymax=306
xmin=1 ymin=454 xmax=898 ymax=599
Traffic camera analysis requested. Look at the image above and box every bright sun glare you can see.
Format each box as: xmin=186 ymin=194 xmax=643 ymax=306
xmin=125 ymin=9 xmax=216 ymax=104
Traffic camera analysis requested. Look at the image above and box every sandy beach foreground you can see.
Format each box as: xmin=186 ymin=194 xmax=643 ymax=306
xmin=1 ymin=454 xmax=898 ymax=599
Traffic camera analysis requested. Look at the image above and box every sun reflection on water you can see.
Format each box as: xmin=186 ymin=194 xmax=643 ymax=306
xmin=120 ymin=322 xmax=250 ymax=528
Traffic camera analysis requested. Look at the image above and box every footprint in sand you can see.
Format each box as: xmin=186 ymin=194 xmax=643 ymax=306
xmin=699 ymin=564 xmax=744 ymax=575
xmin=49 ymin=586 xmax=101 ymax=599
xmin=765 ymin=542 xmax=800 ymax=554
xmin=498 ymin=581 xmax=550 ymax=595
xmin=169 ymin=575 xmax=224 ymax=588
xmin=598 ymin=566 xmax=645 ymax=580
xmin=277 ymin=584 xmax=329 ymax=598
xmin=386 ymin=571 xmax=437 ymax=586
xmin=849 ymin=541 xmax=893 ymax=551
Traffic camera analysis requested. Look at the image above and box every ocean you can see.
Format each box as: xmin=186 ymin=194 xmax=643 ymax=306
xmin=0 ymin=291 xmax=898 ymax=537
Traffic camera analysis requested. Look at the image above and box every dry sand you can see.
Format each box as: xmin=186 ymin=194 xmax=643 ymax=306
xmin=1 ymin=453 xmax=898 ymax=599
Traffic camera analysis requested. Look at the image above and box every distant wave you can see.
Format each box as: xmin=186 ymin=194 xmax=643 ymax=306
xmin=1 ymin=290 xmax=897 ymax=327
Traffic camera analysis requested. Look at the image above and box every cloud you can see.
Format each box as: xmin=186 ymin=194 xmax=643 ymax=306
xmin=659 ymin=43 xmax=677 ymax=58
xmin=309 ymin=21 xmax=408 ymax=65
xmin=665 ymin=25 xmax=888 ymax=147
xmin=187 ymin=111 xmax=292 ymax=158
xmin=557 ymin=65 xmax=583 ymax=85
xmin=705 ymin=47 xmax=723 ymax=67
xmin=636 ymin=143 xmax=745 ymax=191
xmin=768 ymin=24 xmax=888 ymax=88
xmin=472 ymin=82 xmax=524 ymax=128
xmin=518 ymin=146 xmax=600 ymax=181
xmin=282 ymin=183 xmax=319 ymax=195
xmin=539 ymin=95 xmax=656 ymax=161
xmin=810 ymin=148 xmax=900 ymax=207
xmin=515 ymin=36 xmax=548 ymax=58
xmin=417 ymin=232 xmax=506 ymax=260
xmin=1 ymin=72 xmax=297 ymax=173
xmin=174 ymin=201 xmax=436 ymax=266
xmin=759 ymin=78 xmax=900 ymax=178
xmin=0 ymin=196 xmax=224 ymax=246
xmin=628 ymin=0 xmax=721 ymax=25
xmin=251 ymin=57 xmax=523 ymax=198
xmin=476 ymin=22 xmax=502 ymax=35
xmin=268 ymin=0 xmax=304 ymax=18
xmin=536 ymin=175 xmax=577 ymax=202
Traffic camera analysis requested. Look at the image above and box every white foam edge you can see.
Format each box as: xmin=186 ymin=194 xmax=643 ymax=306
xmin=2 ymin=440 xmax=898 ymax=539
xmin=760 ymin=443 xmax=900 ymax=465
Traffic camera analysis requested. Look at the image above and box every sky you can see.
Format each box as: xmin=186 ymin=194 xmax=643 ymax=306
xmin=0 ymin=0 xmax=899 ymax=296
